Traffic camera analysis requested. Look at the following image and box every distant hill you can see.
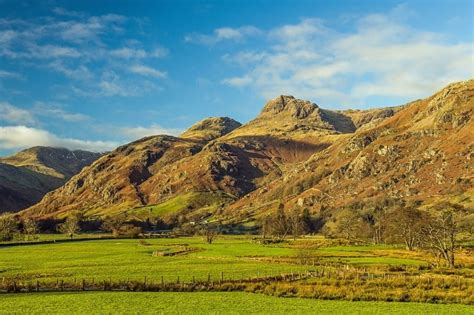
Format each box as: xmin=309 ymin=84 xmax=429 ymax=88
xmin=22 ymin=80 xmax=473 ymax=227
xmin=0 ymin=147 xmax=101 ymax=212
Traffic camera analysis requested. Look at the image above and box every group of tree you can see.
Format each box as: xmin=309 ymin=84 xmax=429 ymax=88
xmin=260 ymin=203 xmax=314 ymax=240
xmin=0 ymin=213 xmax=40 ymax=241
xmin=324 ymin=202 xmax=472 ymax=268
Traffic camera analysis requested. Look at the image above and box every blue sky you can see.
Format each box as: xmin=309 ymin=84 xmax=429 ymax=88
xmin=0 ymin=0 xmax=472 ymax=156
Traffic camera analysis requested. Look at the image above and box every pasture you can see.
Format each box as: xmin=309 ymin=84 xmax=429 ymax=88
xmin=0 ymin=236 xmax=473 ymax=312
xmin=1 ymin=292 xmax=473 ymax=315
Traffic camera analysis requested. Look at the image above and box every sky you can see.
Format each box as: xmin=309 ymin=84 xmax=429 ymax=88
xmin=0 ymin=0 xmax=473 ymax=156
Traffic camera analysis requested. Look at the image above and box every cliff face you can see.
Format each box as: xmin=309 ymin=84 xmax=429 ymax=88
xmin=22 ymin=80 xmax=473 ymax=222
xmin=0 ymin=147 xmax=101 ymax=212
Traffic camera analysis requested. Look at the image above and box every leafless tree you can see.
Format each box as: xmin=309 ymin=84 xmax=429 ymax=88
xmin=23 ymin=218 xmax=39 ymax=241
xmin=384 ymin=207 xmax=425 ymax=250
xmin=101 ymin=215 xmax=127 ymax=237
xmin=57 ymin=215 xmax=80 ymax=239
xmin=420 ymin=203 xmax=469 ymax=268
xmin=0 ymin=213 xmax=17 ymax=241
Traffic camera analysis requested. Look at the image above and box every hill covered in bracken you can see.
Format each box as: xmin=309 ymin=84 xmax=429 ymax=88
xmin=21 ymin=80 xmax=473 ymax=228
xmin=0 ymin=147 xmax=101 ymax=212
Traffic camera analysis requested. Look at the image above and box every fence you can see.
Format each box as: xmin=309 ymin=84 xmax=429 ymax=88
xmin=1 ymin=266 xmax=468 ymax=294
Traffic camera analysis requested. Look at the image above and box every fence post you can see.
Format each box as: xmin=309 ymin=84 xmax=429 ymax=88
xmin=177 ymin=276 xmax=180 ymax=284
xmin=208 ymin=274 xmax=211 ymax=283
xmin=13 ymin=281 xmax=17 ymax=293
xmin=161 ymin=276 xmax=164 ymax=286
xmin=82 ymin=279 xmax=85 ymax=291
xmin=60 ymin=280 xmax=64 ymax=292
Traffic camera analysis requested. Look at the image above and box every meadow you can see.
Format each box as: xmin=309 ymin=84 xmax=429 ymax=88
xmin=0 ymin=236 xmax=473 ymax=313
xmin=1 ymin=292 xmax=473 ymax=315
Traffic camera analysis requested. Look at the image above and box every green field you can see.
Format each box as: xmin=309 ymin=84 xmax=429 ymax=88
xmin=0 ymin=292 xmax=472 ymax=315
xmin=1 ymin=236 xmax=472 ymax=311
xmin=0 ymin=237 xmax=313 ymax=282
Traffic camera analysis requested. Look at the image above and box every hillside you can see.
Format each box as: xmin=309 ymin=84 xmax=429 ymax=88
xmin=224 ymin=79 xmax=473 ymax=223
xmin=22 ymin=99 xmax=396 ymax=219
xmin=22 ymin=80 xmax=472 ymax=224
xmin=0 ymin=147 xmax=101 ymax=212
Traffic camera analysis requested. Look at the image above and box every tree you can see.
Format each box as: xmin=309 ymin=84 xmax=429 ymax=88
xmin=0 ymin=213 xmax=17 ymax=241
xmin=200 ymin=225 xmax=218 ymax=244
xmin=22 ymin=218 xmax=39 ymax=241
xmin=273 ymin=203 xmax=290 ymax=239
xmin=57 ymin=215 xmax=80 ymax=239
xmin=288 ymin=209 xmax=304 ymax=240
xmin=101 ymin=215 xmax=127 ymax=237
xmin=334 ymin=210 xmax=360 ymax=241
xmin=384 ymin=207 xmax=425 ymax=250
xmin=419 ymin=203 xmax=468 ymax=268
xmin=260 ymin=214 xmax=272 ymax=239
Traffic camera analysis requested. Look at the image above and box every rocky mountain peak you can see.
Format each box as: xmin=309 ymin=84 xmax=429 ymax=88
xmin=181 ymin=116 xmax=242 ymax=141
xmin=260 ymin=95 xmax=319 ymax=119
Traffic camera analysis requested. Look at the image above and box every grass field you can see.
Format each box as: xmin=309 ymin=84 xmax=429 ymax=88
xmin=0 ymin=237 xmax=311 ymax=282
xmin=0 ymin=292 xmax=472 ymax=315
xmin=1 ymin=236 xmax=472 ymax=309
xmin=0 ymin=236 xmax=467 ymax=283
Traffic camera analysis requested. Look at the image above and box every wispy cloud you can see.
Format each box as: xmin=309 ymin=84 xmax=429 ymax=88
xmin=0 ymin=125 xmax=118 ymax=152
xmin=185 ymin=26 xmax=262 ymax=45
xmin=222 ymin=75 xmax=253 ymax=87
xmin=129 ymin=65 xmax=167 ymax=78
xmin=220 ymin=9 xmax=474 ymax=107
xmin=32 ymin=102 xmax=90 ymax=122
xmin=0 ymin=102 xmax=35 ymax=125
xmin=0 ymin=10 xmax=168 ymax=98
xmin=0 ymin=70 xmax=22 ymax=79
xmin=121 ymin=124 xmax=182 ymax=139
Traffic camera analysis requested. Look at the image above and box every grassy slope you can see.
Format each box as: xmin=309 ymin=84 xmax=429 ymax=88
xmin=0 ymin=292 xmax=472 ymax=315
xmin=0 ymin=237 xmax=433 ymax=283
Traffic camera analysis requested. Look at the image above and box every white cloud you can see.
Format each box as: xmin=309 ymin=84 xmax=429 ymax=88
xmin=110 ymin=47 xmax=148 ymax=59
xmin=222 ymin=75 xmax=253 ymax=87
xmin=47 ymin=60 xmax=92 ymax=80
xmin=0 ymin=70 xmax=22 ymax=79
xmin=0 ymin=12 xmax=168 ymax=99
xmin=0 ymin=125 xmax=118 ymax=152
xmin=222 ymin=51 xmax=267 ymax=65
xmin=0 ymin=102 xmax=35 ymax=125
xmin=185 ymin=25 xmax=262 ymax=45
xmin=121 ymin=124 xmax=182 ymax=139
xmin=129 ymin=65 xmax=167 ymax=78
xmin=222 ymin=13 xmax=474 ymax=107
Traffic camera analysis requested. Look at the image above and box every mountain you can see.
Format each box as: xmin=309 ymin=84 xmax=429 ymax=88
xmin=0 ymin=147 xmax=101 ymax=212
xmin=22 ymin=80 xmax=473 ymax=226
xmin=224 ymin=79 xmax=473 ymax=223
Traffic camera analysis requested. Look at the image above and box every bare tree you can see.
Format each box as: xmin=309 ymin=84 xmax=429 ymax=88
xmin=384 ymin=207 xmax=425 ymax=250
xmin=260 ymin=214 xmax=272 ymax=239
xmin=101 ymin=215 xmax=127 ymax=237
xmin=23 ymin=218 xmax=39 ymax=241
xmin=200 ymin=225 xmax=218 ymax=244
xmin=58 ymin=215 xmax=80 ymax=239
xmin=335 ymin=210 xmax=360 ymax=241
xmin=420 ymin=203 xmax=468 ymax=268
xmin=288 ymin=209 xmax=306 ymax=240
xmin=272 ymin=203 xmax=290 ymax=239
xmin=0 ymin=213 xmax=17 ymax=241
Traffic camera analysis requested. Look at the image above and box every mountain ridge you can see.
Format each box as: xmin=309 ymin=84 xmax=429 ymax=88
xmin=20 ymin=80 xmax=473 ymax=227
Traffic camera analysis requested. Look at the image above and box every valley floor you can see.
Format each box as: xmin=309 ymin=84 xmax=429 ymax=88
xmin=0 ymin=292 xmax=472 ymax=315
